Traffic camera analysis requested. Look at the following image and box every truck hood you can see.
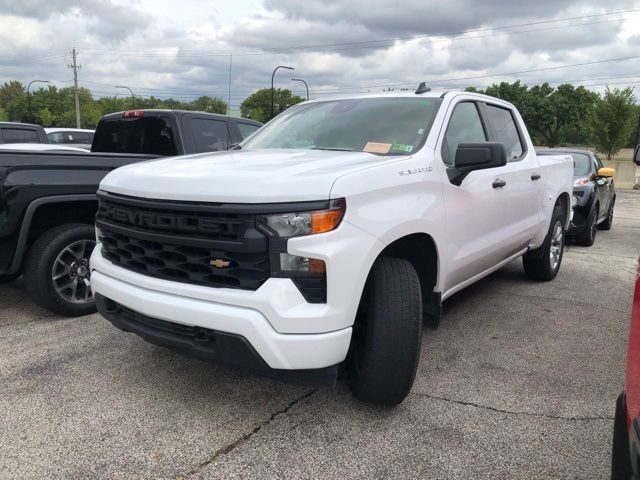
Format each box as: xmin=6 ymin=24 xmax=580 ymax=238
xmin=100 ymin=149 xmax=408 ymax=202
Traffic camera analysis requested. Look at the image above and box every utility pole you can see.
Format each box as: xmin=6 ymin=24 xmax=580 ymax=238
xmin=227 ymin=54 xmax=232 ymax=116
xmin=68 ymin=48 xmax=81 ymax=128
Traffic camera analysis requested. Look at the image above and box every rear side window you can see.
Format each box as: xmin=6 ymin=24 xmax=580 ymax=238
xmin=1 ymin=128 xmax=39 ymax=143
xmin=92 ymin=117 xmax=177 ymax=155
xmin=237 ymin=123 xmax=260 ymax=140
xmin=442 ymin=102 xmax=487 ymax=165
xmin=190 ymin=118 xmax=230 ymax=153
xmin=484 ymin=105 xmax=524 ymax=160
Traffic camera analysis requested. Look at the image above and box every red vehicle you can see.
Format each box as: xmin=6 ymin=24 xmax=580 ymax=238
xmin=612 ymin=256 xmax=640 ymax=479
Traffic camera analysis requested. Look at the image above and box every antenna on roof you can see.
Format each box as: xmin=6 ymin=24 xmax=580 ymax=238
xmin=415 ymin=82 xmax=431 ymax=94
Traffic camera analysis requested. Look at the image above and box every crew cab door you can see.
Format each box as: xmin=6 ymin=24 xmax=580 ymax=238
xmin=439 ymin=99 xmax=538 ymax=292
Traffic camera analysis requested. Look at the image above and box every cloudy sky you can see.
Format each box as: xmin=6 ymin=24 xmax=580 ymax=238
xmin=0 ymin=0 xmax=639 ymax=107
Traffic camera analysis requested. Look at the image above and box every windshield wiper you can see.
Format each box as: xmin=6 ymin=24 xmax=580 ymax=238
xmin=310 ymin=147 xmax=354 ymax=152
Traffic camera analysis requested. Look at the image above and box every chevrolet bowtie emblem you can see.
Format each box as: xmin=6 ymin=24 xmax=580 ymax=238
xmin=210 ymin=259 xmax=231 ymax=268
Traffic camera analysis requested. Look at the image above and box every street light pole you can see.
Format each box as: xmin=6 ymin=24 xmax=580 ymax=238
xmin=291 ymin=78 xmax=309 ymax=100
xmin=27 ymin=79 xmax=50 ymax=123
xmin=271 ymin=65 xmax=294 ymax=119
xmin=115 ymin=85 xmax=135 ymax=109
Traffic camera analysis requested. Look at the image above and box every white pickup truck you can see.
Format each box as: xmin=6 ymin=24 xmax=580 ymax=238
xmin=90 ymin=88 xmax=573 ymax=405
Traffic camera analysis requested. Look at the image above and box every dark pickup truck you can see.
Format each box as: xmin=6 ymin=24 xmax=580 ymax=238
xmin=0 ymin=122 xmax=48 ymax=144
xmin=0 ymin=109 xmax=261 ymax=316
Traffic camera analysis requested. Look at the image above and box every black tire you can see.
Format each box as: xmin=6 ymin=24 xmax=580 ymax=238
xmin=523 ymin=206 xmax=565 ymax=281
xmin=0 ymin=273 xmax=20 ymax=284
xmin=574 ymin=204 xmax=598 ymax=246
xmin=349 ymin=257 xmax=423 ymax=406
xmin=599 ymin=197 xmax=614 ymax=231
xmin=23 ymin=224 xmax=96 ymax=317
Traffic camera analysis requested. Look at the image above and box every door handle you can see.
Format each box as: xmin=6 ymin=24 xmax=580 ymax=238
xmin=531 ymin=173 xmax=541 ymax=181
xmin=492 ymin=179 xmax=506 ymax=189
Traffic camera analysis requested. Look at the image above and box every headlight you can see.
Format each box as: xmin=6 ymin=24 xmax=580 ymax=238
xmin=574 ymin=177 xmax=590 ymax=186
xmin=262 ymin=198 xmax=346 ymax=238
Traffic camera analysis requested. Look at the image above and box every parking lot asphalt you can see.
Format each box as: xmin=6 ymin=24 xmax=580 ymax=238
xmin=1 ymin=191 xmax=639 ymax=479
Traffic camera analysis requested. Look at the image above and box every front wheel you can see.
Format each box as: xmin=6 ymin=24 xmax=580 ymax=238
xmin=523 ymin=206 xmax=565 ymax=281
xmin=599 ymin=197 xmax=615 ymax=231
xmin=23 ymin=224 xmax=96 ymax=317
xmin=574 ymin=204 xmax=598 ymax=246
xmin=349 ymin=257 xmax=423 ymax=406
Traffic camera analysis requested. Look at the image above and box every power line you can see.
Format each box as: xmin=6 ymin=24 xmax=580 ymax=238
xmin=76 ymin=8 xmax=640 ymax=57
xmin=306 ymin=55 xmax=640 ymax=93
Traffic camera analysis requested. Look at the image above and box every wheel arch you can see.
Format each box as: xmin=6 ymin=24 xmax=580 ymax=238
xmin=557 ymin=192 xmax=571 ymax=229
xmin=367 ymin=232 xmax=440 ymax=309
xmin=7 ymin=194 xmax=97 ymax=274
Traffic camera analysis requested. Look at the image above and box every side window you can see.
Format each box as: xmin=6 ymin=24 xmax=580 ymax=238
xmin=1 ymin=128 xmax=40 ymax=143
xmin=484 ymin=105 xmax=524 ymax=161
xmin=442 ymin=102 xmax=487 ymax=165
xmin=190 ymin=118 xmax=230 ymax=153
xmin=237 ymin=123 xmax=260 ymax=140
xmin=593 ymin=155 xmax=604 ymax=171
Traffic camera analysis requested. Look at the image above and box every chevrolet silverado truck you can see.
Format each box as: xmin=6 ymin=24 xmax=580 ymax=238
xmin=0 ymin=110 xmax=261 ymax=316
xmin=90 ymin=89 xmax=573 ymax=405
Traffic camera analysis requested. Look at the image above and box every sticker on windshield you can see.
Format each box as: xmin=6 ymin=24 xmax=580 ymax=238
xmin=391 ymin=144 xmax=414 ymax=153
xmin=417 ymin=128 xmax=424 ymax=135
xmin=363 ymin=142 xmax=392 ymax=154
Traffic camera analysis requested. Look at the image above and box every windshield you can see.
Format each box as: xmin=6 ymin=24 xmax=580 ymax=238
xmin=242 ymin=97 xmax=442 ymax=156
xmin=570 ymin=153 xmax=592 ymax=177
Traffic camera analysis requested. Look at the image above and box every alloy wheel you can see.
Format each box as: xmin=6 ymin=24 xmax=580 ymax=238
xmin=549 ymin=220 xmax=563 ymax=271
xmin=51 ymin=240 xmax=96 ymax=304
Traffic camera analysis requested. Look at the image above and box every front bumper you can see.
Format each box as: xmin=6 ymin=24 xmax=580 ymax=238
xmin=95 ymin=294 xmax=339 ymax=386
xmin=91 ymin=269 xmax=352 ymax=371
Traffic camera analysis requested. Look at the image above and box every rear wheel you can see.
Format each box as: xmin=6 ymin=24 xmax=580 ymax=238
xmin=23 ymin=224 xmax=96 ymax=317
xmin=349 ymin=257 xmax=423 ymax=406
xmin=575 ymin=204 xmax=598 ymax=246
xmin=523 ymin=206 xmax=565 ymax=281
xmin=599 ymin=197 xmax=615 ymax=231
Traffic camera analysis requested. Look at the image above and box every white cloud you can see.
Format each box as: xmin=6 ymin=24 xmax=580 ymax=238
xmin=0 ymin=0 xmax=639 ymax=106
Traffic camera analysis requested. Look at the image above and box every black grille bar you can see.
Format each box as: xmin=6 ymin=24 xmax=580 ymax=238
xmin=96 ymin=193 xmax=271 ymax=290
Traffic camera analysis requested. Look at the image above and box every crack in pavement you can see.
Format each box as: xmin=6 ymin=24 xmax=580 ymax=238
xmin=410 ymin=391 xmax=613 ymax=421
xmin=175 ymin=389 xmax=317 ymax=479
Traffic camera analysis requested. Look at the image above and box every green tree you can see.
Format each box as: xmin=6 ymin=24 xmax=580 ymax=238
xmin=35 ymin=107 xmax=55 ymax=127
xmin=0 ymin=80 xmax=27 ymax=122
xmin=240 ymin=88 xmax=304 ymax=123
xmin=190 ymin=96 xmax=227 ymax=114
xmin=588 ymin=87 xmax=637 ymax=161
xmin=479 ymin=81 xmax=598 ymax=147
xmin=0 ymin=106 xmax=7 ymax=121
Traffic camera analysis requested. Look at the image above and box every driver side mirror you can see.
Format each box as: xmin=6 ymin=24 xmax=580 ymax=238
xmin=634 ymin=145 xmax=640 ymax=166
xmin=448 ymin=142 xmax=507 ymax=186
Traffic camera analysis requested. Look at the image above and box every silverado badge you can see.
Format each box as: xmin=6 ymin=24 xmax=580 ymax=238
xmin=210 ymin=259 xmax=231 ymax=268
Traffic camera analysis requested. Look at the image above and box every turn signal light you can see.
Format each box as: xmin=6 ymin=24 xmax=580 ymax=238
xmin=312 ymin=209 xmax=343 ymax=234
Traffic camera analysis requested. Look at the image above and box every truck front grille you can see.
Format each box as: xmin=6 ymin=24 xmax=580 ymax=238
xmin=96 ymin=192 xmax=270 ymax=291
